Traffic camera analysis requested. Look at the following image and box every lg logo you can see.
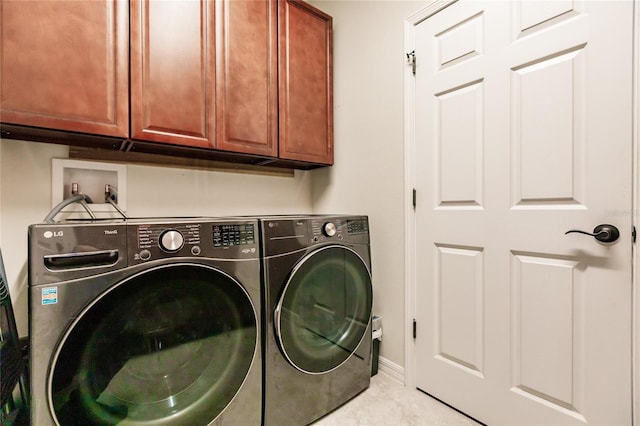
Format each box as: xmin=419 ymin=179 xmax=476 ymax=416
xmin=43 ymin=231 xmax=63 ymax=239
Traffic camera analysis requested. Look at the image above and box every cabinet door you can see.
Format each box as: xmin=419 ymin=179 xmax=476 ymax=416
xmin=0 ymin=0 xmax=129 ymax=138
xmin=278 ymin=0 xmax=333 ymax=165
xmin=215 ymin=0 xmax=278 ymax=156
xmin=130 ymin=0 xmax=215 ymax=148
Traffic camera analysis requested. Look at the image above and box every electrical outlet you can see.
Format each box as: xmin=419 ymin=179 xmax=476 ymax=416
xmin=51 ymin=159 xmax=127 ymax=215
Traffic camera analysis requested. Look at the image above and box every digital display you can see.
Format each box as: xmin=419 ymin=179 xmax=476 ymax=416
xmin=347 ymin=219 xmax=368 ymax=235
xmin=213 ymin=224 xmax=255 ymax=247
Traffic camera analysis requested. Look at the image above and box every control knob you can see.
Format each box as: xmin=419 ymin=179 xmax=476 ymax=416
xmin=160 ymin=229 xmax=184 ymax=252
xmin=139 ymin=249 xmax=152 ymax=261
xmin=323 ymin=222 xmax=337 ymax=237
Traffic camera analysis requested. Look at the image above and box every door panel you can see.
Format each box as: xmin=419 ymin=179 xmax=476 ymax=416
xmin=130 ymin=0 xmax=214 ymax=147
xmin=0 ymin=0 xmax=128 ymax=137
xmin=51 ymin=264 xmax=256 ymax=425
xmin=215 ymin=0 xmax=278 ymax=156
xmin=278 ymin=0 xmax=334 ymax=165
xmin=512 ymin=46 xmax=586 ymax=204
xmin=275 ymin=246 xmax=372 ymax=374
xmin=510 ymin=253 xmax=582 ymax=413
xmin=435 ymin=245 xmax=484 ymax=374
xmin=414 ymin=1 xmax=633 ymax=424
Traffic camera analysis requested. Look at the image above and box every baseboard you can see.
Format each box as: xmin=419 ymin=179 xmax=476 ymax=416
xmin=378 ymin=356 xmax=405 ymax=384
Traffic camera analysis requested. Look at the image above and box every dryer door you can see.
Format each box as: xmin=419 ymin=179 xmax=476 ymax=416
xmin=49 ymin=263 xmax=257 ymax=425
xmin=275 ymin=245 xmax=373 ymax=374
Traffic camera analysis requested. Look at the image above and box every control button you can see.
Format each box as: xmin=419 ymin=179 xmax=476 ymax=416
xmin=338 ymin=234 xmax=343 ymax=240
xmin=323 ymin=222 xmax=337 ymax=237
xmin=139 ymin=249 xmax=152 ymax=261
xmin=159 ymin=230 xmax=184 ymax=252
xmin=191 ymin=246 xmax=201 ymax=256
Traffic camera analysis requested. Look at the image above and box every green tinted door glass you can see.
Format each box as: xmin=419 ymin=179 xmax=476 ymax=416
xmin=276 ymin=246 xmax=372 ymax=373
xmin=50 ymin=264 xmax=257 ymax=425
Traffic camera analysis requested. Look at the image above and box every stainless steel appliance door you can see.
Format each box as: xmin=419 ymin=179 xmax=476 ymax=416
xmin=49 ymin=263 xmax=257 ymax=425
xmin=275 ymin=245 xmax=372 ymax=374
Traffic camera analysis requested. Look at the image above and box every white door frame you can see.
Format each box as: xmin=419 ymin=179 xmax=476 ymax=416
xmin=403 ymin=0 xmax=457 ymax=392
xmin=633 ymin=1 xmax=640 ymax=423
xmin=403 ymin=0 xmax=640 ymax=422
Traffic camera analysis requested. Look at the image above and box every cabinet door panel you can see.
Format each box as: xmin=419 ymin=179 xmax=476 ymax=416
xmin=215 ymin=0 xmax=277 ymax=156
xmin=0 ymin=0 xmax=128 ymax=137
xmin=278 ymin=0 xmax=333 ymax=165
xmin=130 ymin=0 xmax=214 ymax=148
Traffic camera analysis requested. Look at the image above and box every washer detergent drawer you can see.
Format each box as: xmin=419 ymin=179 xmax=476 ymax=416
xmin=44 ymin=249 xmax=120 ymax=269
xmin=29 ymin=223 xmax=127 ymax=285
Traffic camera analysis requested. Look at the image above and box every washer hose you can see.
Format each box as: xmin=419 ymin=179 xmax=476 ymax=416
xmin=44 ymin=194 xmax=95 ymax=222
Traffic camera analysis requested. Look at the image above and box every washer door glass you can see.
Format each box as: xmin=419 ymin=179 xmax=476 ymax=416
xmin=276 ymin=245 xmax=372 ymax=374
xmin=50 ymin=264 xmax=257 ymax=425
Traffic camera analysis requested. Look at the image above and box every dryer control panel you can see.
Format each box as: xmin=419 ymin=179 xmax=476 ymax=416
xmin=310 ymin=216 xmax=369 ymax=245
xmin=261 ymin=215 xmax=370 ymax=257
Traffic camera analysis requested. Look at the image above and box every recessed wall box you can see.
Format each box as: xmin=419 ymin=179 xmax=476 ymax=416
xmin=51 ymin=159 xmax=127 ymax=216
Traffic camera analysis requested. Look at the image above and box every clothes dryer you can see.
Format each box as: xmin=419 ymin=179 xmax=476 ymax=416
xmin=28 ymin=218 xmax=261 ymax=425
xmin=259 ymin=215 xmax=373 ymax=425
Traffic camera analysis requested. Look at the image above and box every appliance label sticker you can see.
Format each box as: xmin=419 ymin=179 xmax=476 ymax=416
xmin=42 ymin=287 xmax=58 ymax=305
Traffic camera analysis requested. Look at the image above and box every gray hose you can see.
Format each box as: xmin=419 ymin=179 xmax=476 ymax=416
xmin=43 ymin=194 xmax=95 ymax=222
xmin=106 ymin=197 xmax=128 ymax=219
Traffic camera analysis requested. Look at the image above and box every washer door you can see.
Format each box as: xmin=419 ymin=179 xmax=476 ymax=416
xmin=50 ymin=264 xmax=257 ymax=425
xmin=275 ymin=245 xmax=372 ymax=374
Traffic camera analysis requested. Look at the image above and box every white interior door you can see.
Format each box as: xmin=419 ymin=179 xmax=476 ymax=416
xmin=413 ymin=1 xmax=634 ymax=425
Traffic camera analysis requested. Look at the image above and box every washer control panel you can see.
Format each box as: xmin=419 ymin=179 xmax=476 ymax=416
xmin=136 ymin=223 xmax=200 ymax=255
xmin=129 ymin=220 xmax=258 ymax=263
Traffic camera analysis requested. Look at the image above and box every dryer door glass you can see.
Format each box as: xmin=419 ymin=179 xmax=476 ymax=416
xmin=50 ymin=264 xmax=257 ymax=425
xmin=276 ymin=245 xmax=372 ymax=373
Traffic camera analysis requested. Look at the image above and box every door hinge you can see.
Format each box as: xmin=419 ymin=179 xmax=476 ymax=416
xmin=412 ymin=188 xmax=417 ymax=208
xmin=406 ymin=50 xmax=416 ymax=75
xmin=412 ymin=319 xmax=417 ymax=339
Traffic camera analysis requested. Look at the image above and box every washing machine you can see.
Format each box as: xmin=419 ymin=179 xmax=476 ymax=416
xmin=28 ymin=218 xmax=262 ymax=425
xmin=259 ymin=215 xmax=373 ymax=425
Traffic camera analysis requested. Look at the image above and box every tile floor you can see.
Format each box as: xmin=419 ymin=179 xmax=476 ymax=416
xmin=313 ymin=372 xmax=481 ymax=426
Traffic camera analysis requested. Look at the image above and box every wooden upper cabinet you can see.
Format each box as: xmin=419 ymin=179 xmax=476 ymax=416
xmin=1 ymin=0 xmax=333 ymax=167
xmin=130 ymin=0 xmax=215 ymax=148
xmin=0 ymin=0 xmax=129 ymax=138
xmin=215 ymin=0 xmax=278 ymax=156
xmin=278 ymin=0 xmax=333 ymax=165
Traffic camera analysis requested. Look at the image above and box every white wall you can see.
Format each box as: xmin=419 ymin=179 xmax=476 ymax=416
xmin=0 ymin=138 xmax=313 ymax=336
xmin=310 ymin=0 xmax=427 ymax=371
xmin=0 ymin=140 xmax=69 ymax=338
